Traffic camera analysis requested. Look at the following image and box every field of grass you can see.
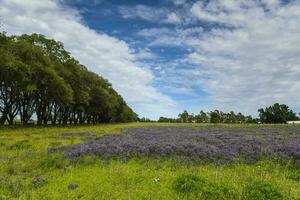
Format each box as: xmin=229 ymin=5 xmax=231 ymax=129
xmin=0 ymin=123 xmax=299 ymax=199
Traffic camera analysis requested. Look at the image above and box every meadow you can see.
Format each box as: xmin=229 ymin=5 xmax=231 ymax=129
xmin=0 ymin=123 xmax=300 ymax=200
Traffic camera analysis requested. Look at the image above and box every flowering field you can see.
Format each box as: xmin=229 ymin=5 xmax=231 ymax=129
xmin=57 ymin=126 xmax=300 ymax=165
xmin=0 ymin=123 xmax=300 ymax=199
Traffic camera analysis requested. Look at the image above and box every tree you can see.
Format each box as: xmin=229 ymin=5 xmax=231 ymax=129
xmin=194 ymin=110 xmax=209 ymax=123
xmin=0 ymin=45 xmax=29 ymax=125
xmin=158 ymin=116 xmax=177 ymax=123
xmin=0 ymin=32 xmax=137 ymax=126
xmin=210 ymin=110 xmax=222 ymax=123
xmin=258 ymin=103 xmax=297 ymax=124
xmin=140 ymin=117 xmax=152 ymax=122
xmin=159 ymin=109 xmax=258 ymax=124
xmin=178 ymin=110 xmax=189 ymax=123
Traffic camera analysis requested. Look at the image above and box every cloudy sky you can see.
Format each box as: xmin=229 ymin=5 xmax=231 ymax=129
xmin=1 ymin=0 xmax=300 ymax=119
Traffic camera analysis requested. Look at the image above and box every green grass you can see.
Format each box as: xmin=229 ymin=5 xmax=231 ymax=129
xmin=0 ymin=123 xmax=299 ymax=199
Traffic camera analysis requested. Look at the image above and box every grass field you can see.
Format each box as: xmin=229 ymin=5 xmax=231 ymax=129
xmin=0 ymin=123 xmax=299 ymax=199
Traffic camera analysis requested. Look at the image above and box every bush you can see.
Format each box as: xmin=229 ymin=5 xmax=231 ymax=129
xmin=242 ymin=180 xmax=287 ymax=200
xmin=173 ymin=174 xmax=237 ymax=199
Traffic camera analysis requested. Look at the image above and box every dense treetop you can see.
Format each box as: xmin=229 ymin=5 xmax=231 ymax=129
xmin=0 ymin=33 xmax=137 ymax=125
xmin=258 ymin=103 xmax=298 ymax=124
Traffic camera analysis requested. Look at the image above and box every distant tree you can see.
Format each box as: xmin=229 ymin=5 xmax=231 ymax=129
xmin=245 ymin=116 xmax=259 ymax=124
xmin=140 ymin=117 xmax=152 ymax=122
xmin=236 ymin=112 xmax=246 ymax=123
xmin=258 ymin=103 xmax=297 ymax=123
xmin=210 ymin=110 xmax=222 ymax=123
xmin=158 ymin=117 xmax=169 ymax=122
xmin=178 ymin=110 xmax=189 ymax=123
xmin=188 ymin=113 xmax=195 ymax=123
xmin=158 ymin=116 xmax=178 ymax=123
xmin=158 ymin=109 xmax=258 ymax=124
xmin=194 ymin=110 xmax=209 ymax=123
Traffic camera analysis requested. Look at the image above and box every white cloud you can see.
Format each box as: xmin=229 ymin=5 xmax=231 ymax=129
xmin=165 ymin=12 xmax=181 ymax=24
xmin=262 ymin=0 xmax=281 ymax=9
xmin=168 ymin=0 xmax=186 ymax=6
xmin=134 ymin=48 xmax=158 ymax=60
xmin=137 ymin=27 xmax=203 ymax=46
xmin=0 ymin=0 xmax=176 ymax=119
xmin=119 ymin=5 xmax=166 ymax=21
xmin=137 ymin=28 xmax=174 ymax=37
xmin=119 ymin=5 xmax=183 ymax=25
xmin=134 ymin=0 xmax=300 ymax=116
xmin=186 ymin=0 xmax=300 ymax=115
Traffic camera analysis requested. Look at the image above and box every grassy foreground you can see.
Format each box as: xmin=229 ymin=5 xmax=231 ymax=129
xmin=0 ymin=123 xmax=299 ymax=199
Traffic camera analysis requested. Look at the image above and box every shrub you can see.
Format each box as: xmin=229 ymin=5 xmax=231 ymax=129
xmin=173 ymin=174 xmax=237 ymax=199
xmin=242 ymin=180 xmax=287 ymax=200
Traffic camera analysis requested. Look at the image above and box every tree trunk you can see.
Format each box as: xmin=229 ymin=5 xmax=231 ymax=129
xmin=0 ymin=108 xmax=9 ymax=125
xmin=0 ymin=114 xmax=7 ymax=125
xmin=7 ymin=116 xmax=14 ymax=125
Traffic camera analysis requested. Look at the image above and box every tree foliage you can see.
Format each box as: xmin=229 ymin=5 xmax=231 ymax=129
xmin=0 ymin=33 xmax=137 ymax=125
xmin=258 ymin=103 xmax=297 ymax=124
xmin=158 ymin=110 xmax=257 ymax=124
xmin=159 ymin=103 xmax=299 ymax=124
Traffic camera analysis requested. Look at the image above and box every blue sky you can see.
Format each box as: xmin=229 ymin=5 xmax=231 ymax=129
xmin=65 ymin=0 xmax=214 ymax=117
xmin=1 ymin=0 xmax=300 ymax=119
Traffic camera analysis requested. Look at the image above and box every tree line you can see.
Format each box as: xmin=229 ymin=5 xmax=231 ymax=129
xmin=158 ymin=103 xmax=299 ymax=124
xmin=0 ymin=33 xmax=137 ymax=125
xmin=158 ymin=110 xmax=257 ymax=124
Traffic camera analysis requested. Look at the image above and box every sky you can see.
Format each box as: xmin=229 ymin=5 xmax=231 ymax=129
xmin=1 ymin=0 xmax=300 ymax=119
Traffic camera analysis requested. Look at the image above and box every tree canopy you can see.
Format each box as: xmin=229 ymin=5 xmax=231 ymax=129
xmin=258 ymin=103 xmax=297 ymax=124
xmin=158 ymin=103 xmax=299 ymax=124
xmin=0 ymin=33 xmax=137 ymax=125
xmin=158 ymin=110 xmax=257 ymax=124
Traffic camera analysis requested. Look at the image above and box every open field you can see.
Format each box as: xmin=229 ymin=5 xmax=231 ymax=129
xmin=0 ymin=123 xmax=300 ymax=199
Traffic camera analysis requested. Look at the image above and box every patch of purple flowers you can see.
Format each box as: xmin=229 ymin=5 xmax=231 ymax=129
xmin=52 ymin=126 xmax=300 ymax=164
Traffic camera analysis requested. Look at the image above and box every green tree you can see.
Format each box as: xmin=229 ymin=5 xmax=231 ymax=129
xmin=210 ymin=110 xmax=222 ymax=123
xmin=258 ymin=103 xmax=297 ymax=123
xmin=0 ymin=32 xmax=137 ymax=126
xmin=194 ymin=110 xmax=209 ymax=123
xmin=0 ymin=40 xmax=29 ymax=125
xmin=178 ymin=110 xmax=189 ymax=123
